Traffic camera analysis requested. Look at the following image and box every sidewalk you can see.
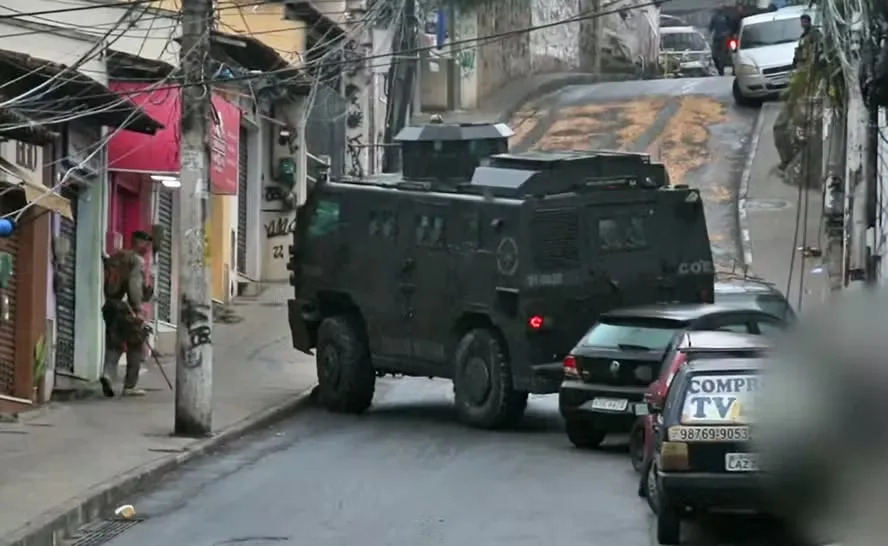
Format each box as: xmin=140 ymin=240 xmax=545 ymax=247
xmin=741 ymin=102 xmax=829 ymax=313
xmin=0 ymin=284 xmax=316 ymax=544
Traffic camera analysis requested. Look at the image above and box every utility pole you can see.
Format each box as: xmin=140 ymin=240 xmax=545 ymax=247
xmin=175 ymin=0 xmax=214 ymax=436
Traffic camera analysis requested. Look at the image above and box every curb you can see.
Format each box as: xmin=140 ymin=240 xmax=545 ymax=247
xmin=495 ymin=72 xmax=638 ymax=122
xmin=737 ymin=106 xmax=767 ymax=271
xmin=1 ymin=386 xmax=317 ymax=546
xmin=412 ymin=72 xmax=639 ymax=125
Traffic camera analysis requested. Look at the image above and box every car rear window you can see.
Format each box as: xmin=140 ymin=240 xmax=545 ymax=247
xmin=580 ymin=318 xmax=682 ymax=350
xmin=680 ymin=372 xmax=760 ymax=425
xmin=661 ymin=31 xmax=706 ymax=51
xmin=716 ymin=292 xmax=793 ymax=319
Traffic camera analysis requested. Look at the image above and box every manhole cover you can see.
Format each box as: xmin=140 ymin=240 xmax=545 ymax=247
xmin=68 ymin=519 xmax=141 ymax=546
xmin=745 ymin=199 xmax=791 ymax=211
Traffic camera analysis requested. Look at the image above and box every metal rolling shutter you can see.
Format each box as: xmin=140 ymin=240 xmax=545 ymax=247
xmin=0 ymin=232 xmax=19 ymax=395
xmin=156 ymin=191 xmax=174 ymax=323
xmin=55 ymin=194 xmax=78 ymax=373
xmin=236 ymin=127 xmax=248 ymax=274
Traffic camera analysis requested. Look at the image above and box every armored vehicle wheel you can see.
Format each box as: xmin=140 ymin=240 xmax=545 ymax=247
xmin=316 ymin=315 xmax=375 ymax=414
xmin=453 ymin=328 xmax=528 ymax=429
xmin=564 ymin=418 xmax=606 ymax=449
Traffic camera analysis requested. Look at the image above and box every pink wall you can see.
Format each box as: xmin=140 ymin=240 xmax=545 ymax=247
xmin=107 ymin=172 xmax=154 ymax=318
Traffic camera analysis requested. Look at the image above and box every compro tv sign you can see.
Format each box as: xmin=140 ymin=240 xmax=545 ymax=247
xmin=680 ymin=373 xmax=760 ymax=425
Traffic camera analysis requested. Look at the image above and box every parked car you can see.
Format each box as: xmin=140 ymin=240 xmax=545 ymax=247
xmin=644 ymin=358 xmax=768 ymax=545
xmin=659 ymin=26 xmax=717 ymax=78
xmin=714 ymin=274 xmax=795 ymax=321
xmin=559 ymin=304 xmax=786 ymax=448
xmin=631 ymin=330 xmax=774 ymax=472
xmin=732 ymin=5 xmax=816 ymax=106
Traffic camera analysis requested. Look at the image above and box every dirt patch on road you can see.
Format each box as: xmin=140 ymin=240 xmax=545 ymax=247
xmin=508 ymin=107 xmax=544 ymax=148
xmin=649 ymin=95 xmax=727 ymax=185
xmin=534 ymin=98 xmax=667 ymax=152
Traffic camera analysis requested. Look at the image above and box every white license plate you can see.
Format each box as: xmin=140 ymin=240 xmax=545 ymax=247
xmin=587 ymin=397 xmax=628 ymax=412
xmin=667 ymin=425 xmax=750 ymax=442
xmin=725 ymin=452 xmax=759 ymax=472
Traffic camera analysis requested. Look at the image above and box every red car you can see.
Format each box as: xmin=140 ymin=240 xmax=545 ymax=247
xmin=631 ymin=331 xmax=774 ymax=475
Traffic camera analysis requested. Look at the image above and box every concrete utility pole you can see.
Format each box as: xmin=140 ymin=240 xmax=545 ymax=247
xmin=175 ymin=0 xmax=214 ymax=436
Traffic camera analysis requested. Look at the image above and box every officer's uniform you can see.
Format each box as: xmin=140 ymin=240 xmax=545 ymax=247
xmin=773 ymin=25 xmax=821 ymax=170
xmin=101 ymin=233 xmax=153 ymax=395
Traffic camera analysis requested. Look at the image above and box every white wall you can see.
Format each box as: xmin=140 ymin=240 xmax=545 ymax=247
xmin=261 ymin=102 xmax=301 ymax=282
xmin=0 ymin=20 xmax=107 ymax=82
xmin=244 ymin=119 xmax=267 ymax=281
xmin=0 ymin=1 xmax=179 ymax=67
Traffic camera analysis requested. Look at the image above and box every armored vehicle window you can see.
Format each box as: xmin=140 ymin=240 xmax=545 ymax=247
xmin=369 ymin=210 xmax=397 ymax=240
xmin=415 ymin=214 xmax=446 ymax=247
xmin=308 ymin=200 xmax=340 ymax=238
xmin=530 ymin=208 xmax=580 ymax=270
xmin=597 ymin=215 xmax=648 ymax=252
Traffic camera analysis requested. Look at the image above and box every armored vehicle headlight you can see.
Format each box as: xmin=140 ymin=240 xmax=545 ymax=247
xmin=685 ymin=191 xmax=699 ymax=203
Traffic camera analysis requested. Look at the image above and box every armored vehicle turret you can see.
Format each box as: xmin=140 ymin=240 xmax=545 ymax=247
xmin=287 ymin=121 xmax=715 ymax=430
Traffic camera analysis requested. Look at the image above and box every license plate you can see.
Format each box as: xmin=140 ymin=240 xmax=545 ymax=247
xmin=667 ymin=425 xmax=750 ymax=442
xmin=587 ymin=397 xmax=628 ymax=412
xmin=725 ymin=452 xmax=759 ymax=472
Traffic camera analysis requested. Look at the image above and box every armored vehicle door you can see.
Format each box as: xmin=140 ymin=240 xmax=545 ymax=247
xmin=587 ymin=201 xmax=663 ymax=304
xmin=403 ymin=202 xmax=451 ymax=365
xmin=363 ymin=204 xmax=409 ymax=359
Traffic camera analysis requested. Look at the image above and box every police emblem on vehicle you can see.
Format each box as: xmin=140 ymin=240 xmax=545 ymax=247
xmin=496 ymin=236 xmax=519 ymax=276
xmin=609 ymin=361 xmax=621 ymax=376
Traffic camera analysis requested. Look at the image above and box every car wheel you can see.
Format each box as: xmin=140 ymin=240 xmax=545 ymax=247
xmin=564 ymin=418 xmax=606 ymax=449
xmin=629 ymin=420 xmax=645 ymax=473
xmin=316 ymin=315 xmax=375 ymax=414
xmin=656 ymin=504 xmax=682 ymax=545
xmin=645 ymin=460 xmax=659 ymax=513
xmin=453 ymin=328 xmax=528 ymax=429
xmin=732 ymin=79 xmax=761 ymax=107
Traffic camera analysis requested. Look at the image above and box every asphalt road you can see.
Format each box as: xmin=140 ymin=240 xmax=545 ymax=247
xmin=90 ymin=378 xmax=802 ymax=546
xmin=509 ymin=76 xmax=760 ymax=271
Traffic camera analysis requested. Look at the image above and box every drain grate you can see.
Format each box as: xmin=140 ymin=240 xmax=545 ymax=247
xmin=68 ymin=519 xmax=141 ymax=546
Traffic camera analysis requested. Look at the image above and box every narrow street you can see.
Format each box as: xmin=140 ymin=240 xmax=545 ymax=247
xmin=510 ymin=76 xmax=759 ymax=270
xmin=90 ymin=379 xmax=796 ymax=546
xmin=56 ymin=76 xmax=797 ymax=546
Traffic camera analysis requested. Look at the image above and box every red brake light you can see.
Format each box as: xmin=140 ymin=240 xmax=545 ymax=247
xmin=563 ymin=354 xmax=579 ymax=377
xmin=728 ymin=38 xmax=738 ymax=50
xmin=528 ymin=315 xmax=544 ymax=329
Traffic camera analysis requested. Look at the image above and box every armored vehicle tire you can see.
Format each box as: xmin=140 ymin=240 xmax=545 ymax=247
xmin=564 ymin=418 xmax=606 ymax=449
xmin=453 ymin=328 xmax=528 ymax=429
xmin=315 ymin=315 xmax=375 ymax=414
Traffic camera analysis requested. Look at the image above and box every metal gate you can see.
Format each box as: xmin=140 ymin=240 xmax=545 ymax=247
xmin=156 ymin=191 xmax=174 ymax=323
xmin=236 ymin=126 xmax=248 ymax=274
xmin=0 ymin=231 xmax=19 ymax=395
xmin=55 ymin=192 xmax=78 ymax=373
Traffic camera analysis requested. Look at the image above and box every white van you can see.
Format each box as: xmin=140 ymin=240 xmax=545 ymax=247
xmin=731 ymin=6 xmax=814 ymax=106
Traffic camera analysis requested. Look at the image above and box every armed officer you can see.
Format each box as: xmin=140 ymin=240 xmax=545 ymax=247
xmin=100 ymin=231 xmax=153 ymax=397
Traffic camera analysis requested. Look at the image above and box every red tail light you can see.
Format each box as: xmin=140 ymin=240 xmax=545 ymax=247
xmin=528 ymin=315 xmax=544 ymax=329
xmin=728 ymin=38 xmax=738 ymax=50
xmin=563 ymin=354 xmax=579 ymax=377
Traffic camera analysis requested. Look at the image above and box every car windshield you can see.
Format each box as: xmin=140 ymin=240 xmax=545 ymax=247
xmin=661 ymin=32 xmax=707 ymax=51
xmin=739 ymin=19 xmax=804 ymax=49
xmin=580 ymin=319 xmax=682 ymax=351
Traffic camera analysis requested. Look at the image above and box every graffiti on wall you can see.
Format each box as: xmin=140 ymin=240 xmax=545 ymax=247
xmin=343 ymin=38 xmax=369 ymax=178
xmin=456 ymin=49 xmax=476 ymax=77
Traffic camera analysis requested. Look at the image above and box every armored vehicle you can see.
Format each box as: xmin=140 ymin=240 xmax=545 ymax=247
xmin=286 ymin=120 xmax=715 ymax=429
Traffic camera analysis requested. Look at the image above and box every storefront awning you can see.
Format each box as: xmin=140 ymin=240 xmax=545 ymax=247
xmin=0 ymin=156 xmax=72 ymax=219
xmin=0 ymin=49 xmax=164 ymax=135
